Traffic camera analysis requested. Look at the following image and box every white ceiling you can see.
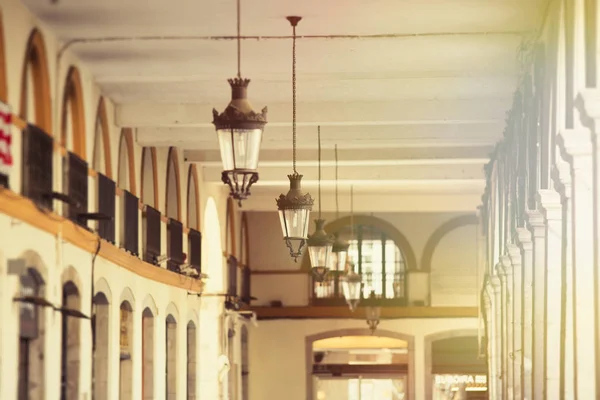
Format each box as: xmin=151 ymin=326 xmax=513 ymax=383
xmin=22 ymin=0 xmax=545 ymax=212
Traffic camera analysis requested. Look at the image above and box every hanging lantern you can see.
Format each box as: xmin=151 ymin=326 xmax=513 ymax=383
xmin=276 ymin=16 xmax=313 ymax=262
xmin=307 ymin=219 xmax=334 ymax=282
xmin=276 ymin=173 xmax=314 ymax=261
xmin=341 ymin=266 xmax=362 ymax=311
xmin=331 ymin=145 xmax=349 ymax=272
xmin=213 ymin=79 xmax=267 ymax=205
xmin=212 ymin=0 xmax=267 ymax=205
xmin=365 ymin=290 xmax=381 ymax=334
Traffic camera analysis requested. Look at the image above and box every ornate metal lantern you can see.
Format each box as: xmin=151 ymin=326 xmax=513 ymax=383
xmin=365 ymin=290 xmax=381 ymax=334
xmin=212 ymin=0 xmax=267 ymax=205
xmin=341 ymin=265 xmax=362 ymax=311
xmin=307 ymin=126 xmax=334 ymax=282
xmin=276 ymin=16 xmax=313 ymax=261
xmin=331 ymin=145 xmax=349 ymax=271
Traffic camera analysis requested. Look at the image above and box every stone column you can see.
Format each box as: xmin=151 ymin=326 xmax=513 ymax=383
xmin=553 ymin=159 xmax=575 ymax=399
xmin=537 ymin=190 xmax=563 ymax=396
xmin=507 ymin=244 xmax=522 ymax=399
xmin=516 ymin=227 xmax=533 ymax=400
xmin=491 ymin=275 xmax=504 ymax=400
xmin=558 ymin=128 xmax=597 ymax=398
xmin=496 ymin=263 xmax=509 ymax=400
xmin=500 ymin=255 xmax=514 ymax=400
xmin=483 ymin=287 xmax=497 ymax=398
xmin=527 ymin=210 xmax=546 ymax=400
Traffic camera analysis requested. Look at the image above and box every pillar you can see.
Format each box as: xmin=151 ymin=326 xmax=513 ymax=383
xmin=537 ymin=189 xmax=562 ymax=396
xmin=558 ymin=128 xmax=597 ymax=398
xmin=527 ymin=210 xmax=546 ymax=400
xmin=490 ymin=275 xmax=504 ymax=400
xmin=484 ymin=287 xmax=497 ymax=398
xmin=516 ymin=227 xmax=533 ymax=400
xmin=507 ymin=244 xmax=522 ymax=399
xmin=500 ymin=255 xmax=514 ymax=400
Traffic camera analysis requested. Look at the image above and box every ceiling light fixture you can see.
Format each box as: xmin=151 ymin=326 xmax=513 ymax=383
xmin=212 ymin=0 xmax=267 ymax=205
xmin=331 ymin=144 xmax=349 ymax=272
xmin=307 ymin=126 xmax=334 ymax=283
xmin=276 ymin=16 xmax=314 ymax=262
xmin=341 ymin=185 xmax=362 ymax=311
xmin=365 ymin=290 xmax=381 ymax=335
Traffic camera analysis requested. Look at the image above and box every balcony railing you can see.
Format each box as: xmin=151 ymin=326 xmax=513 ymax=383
xmin=312 ymin=271 xmax=407 ymax=306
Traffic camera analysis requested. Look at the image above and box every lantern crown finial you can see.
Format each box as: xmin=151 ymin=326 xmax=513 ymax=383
xmin=276 ymin=174 xmax=314 ymax=210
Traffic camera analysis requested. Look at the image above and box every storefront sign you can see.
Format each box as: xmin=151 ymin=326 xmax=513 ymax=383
xmin=434 ymin=375 xmax=487 ymax=385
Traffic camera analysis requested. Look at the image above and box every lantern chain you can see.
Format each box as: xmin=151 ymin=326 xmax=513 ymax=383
xmin=292 ymin=22 xmax=297 ymax=174
xmin=318 ymin=125 xmax=322 ymax=218
xmin=236 ymin=0 xmax=241 ymax=78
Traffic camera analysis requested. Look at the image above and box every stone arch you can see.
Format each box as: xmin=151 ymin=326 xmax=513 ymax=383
xmin=187 ymin=164 xmax=200 ymax=230
xmin=117 ymin=128 xmax=136 ymax=194
xmin=225 ymin=197 xmax=237 ymax=258
xmin=119 ymin=287 xmax=136 ymax=311
xmin=187 ymin=320 xmax=197 ymax=399
xmin=203 ymin=197 xmax=224 ymax=292
xmin=0 ymin=11 xmax=7 ymax=102
xmin=301 ymin=215 xmax=418 ymax=272
xmin=166 ymin=308 xmax=179 ymax=399
xmin=166 ymin=147 xmax=182 ymax=220
xmin=92 ymin=291 xmax=110 ymax=400
xmin=424 ymin=329 xmax=482 ymax=399
xmin=93 ymin=277 xmax=112 ymax=301
xmin=141 ymin=147 xmax=158 ymax=208
xmin=19 ymin=28 xmax=51 ymax=132
xmin=142 ymin=302 xmax=156 ymax=399
xmin=61 ymin=280 xmax=82 ymax=400
xmin=421 ymin=215 xmax=478 ymax=272
xmin=16 ymin=254 xmax=47 ymax=400
xmin=60 ymin=66 xmax=86 ymax=159
xmin=305 ymin=328 xmax=415 ymax=400
xmin=142 ymin=294 xmax=158 ymax=316
xmin=240 ymin=212 xmax=249 ymax=267
xmin=92 ymin=98 xmax=113 ymax=177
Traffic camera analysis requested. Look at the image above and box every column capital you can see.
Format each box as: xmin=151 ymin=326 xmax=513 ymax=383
xmin=537 ymin=190 xmax=562 ymax=221
xmin=551 ymin=159 xmax=572 ymax=198
xmin=515 ymin=227 xmax=533 ymax=251
xmin=500 ymin=254 xmax=514 ymax=273
xmin=506 ymin=243 xmax=522 ymax=266
xmin=558 ymin=128 xmax=593 ymax=158
xmin=526 ymin=209 xmax=546 ymax=237
xmin=489 ymin=274 xmax=502 ymax=290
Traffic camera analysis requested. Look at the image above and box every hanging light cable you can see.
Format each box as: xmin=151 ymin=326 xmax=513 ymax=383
xmin=212 ymin=0 xmax=267 ymax=205
xmin=307 ymin=126 xmax=334 ymax=283
xmin=341 ymin=185 xmax=362 ymax=311
xmin=331 ymin=145 xmax=349 ymax=272
xmin=276 ymin=16 xmax=314 ymax=262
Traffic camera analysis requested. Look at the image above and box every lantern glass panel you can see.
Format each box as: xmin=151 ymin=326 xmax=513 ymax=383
xmin=278 ymin=208 xmax=311 ymax=239
xmin=332 ymin=251 xmax=348 ymax=272
xmin=308 ymin=244 xmax=332 ymax=270
xmin=217 ymin=128 xmax=263 ymax=171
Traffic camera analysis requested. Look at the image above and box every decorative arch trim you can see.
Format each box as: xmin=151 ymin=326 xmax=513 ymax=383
xmin=301 ymin=215 xmax=417 ymax=272
xmin=119 ymin=287 xmax=136 ymax=311
xmin=20 ymin=28 xmax=52 ymax=133
xmin=141 ymin=147 xmax=159 ymax=207
xmin=93 ymin=277 xmax=112 ymax=303
xmin=187 ymin=308 xmax=199 ymax=326
xmin=226 ymin=197 xmax=237 ymax=258
xmin=61 ymin=265 xmax=84 ymax=294
xmin=119 ymin=128 xmax=137 ymax=195
xmin=305 ymin=328 xmax=415 ymax=400
xmin=95 ymin=98 xmax=113 ymax=177
xmin=0 ymin=11 xmax=7 ymax=102
xmin=165 ymin=302 xmax=179 ymax=321
xmin=60 ymin=66 xmax=86 ymax=159
xmin=141 ymin=294 xmax=158 ymax=316
xmin=165 ymin=147 xmax=181 ymax=220
xmin=18 ymin=249 xmax=48 ymax=283
xmin=421 ymin=215 xmax=478 ymax=272
xmin=187 ymin=164 xmax=200 ymax=229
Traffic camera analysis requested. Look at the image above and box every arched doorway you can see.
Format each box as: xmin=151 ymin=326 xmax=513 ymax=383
xmin=306 ymin=329 xmax=415 ymax=400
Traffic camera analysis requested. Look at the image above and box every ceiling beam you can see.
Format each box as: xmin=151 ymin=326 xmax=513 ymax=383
xmin=118 ymin=98 xmax=511 ymax=128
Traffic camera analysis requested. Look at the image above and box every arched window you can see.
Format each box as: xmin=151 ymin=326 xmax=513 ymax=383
xmin=166 ymin=314 xmax=178 ymax=399
xmin=310 ymin=217 xmax=413 ymax=306
xmin=61 ymin=281 xmax=81 ymax=400
xmin=18 ymin=267 xmax=46 ymax=399
xmin=241 ymin=325 xmax=249 ymax=400
xmin=20 ymin=29 xmax=51 ymax=132
xmin=142 ymin=307 xmax=155 ymax=399
xmin=92 ymin=292 xmax=110 ymax=400
xmin=60 ymin=66 xmax=86 ymax=159
xmin=92 ymin=98 xmax=112 ymax=177
xmin=187 ymin=165 xmax=200 ymax=230
xmin=187 ymin=321 xmax=197 ymax=400
xmin=119 ymin=301 xmax=133 ymax=400
xmin=141 ymin=147 xmax=157 ymax=207
xmin=117 ymin=129 xmax=135 ymax=194
xmin=165 ymin=147 xmax=181 ymax=220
